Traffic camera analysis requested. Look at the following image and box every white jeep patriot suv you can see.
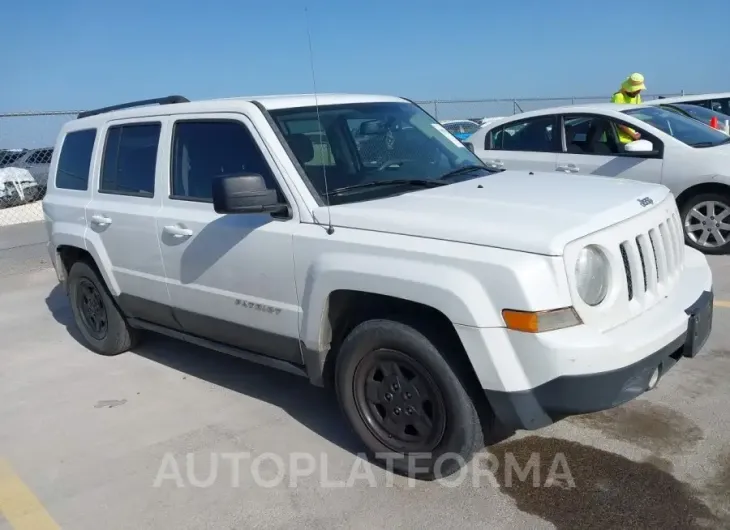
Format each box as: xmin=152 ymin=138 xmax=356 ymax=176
xmin=43 ymin=94 xmax=714 ymax=479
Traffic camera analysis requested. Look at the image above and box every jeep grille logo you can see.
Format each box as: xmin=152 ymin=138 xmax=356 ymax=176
xmin=637 ymin=197 xmax=653 ymax=207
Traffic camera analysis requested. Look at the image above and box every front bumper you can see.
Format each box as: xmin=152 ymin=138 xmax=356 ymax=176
xmin=484 ymin=289 xmax=714 ymax=430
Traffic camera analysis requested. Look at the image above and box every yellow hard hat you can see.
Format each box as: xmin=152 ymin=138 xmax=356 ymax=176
xmin=622 ymin=73 xmax=646 ymax=92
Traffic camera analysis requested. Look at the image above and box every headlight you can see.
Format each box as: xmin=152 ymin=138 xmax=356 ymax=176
xmin=575 ymin=245 xmax=610 ymax=306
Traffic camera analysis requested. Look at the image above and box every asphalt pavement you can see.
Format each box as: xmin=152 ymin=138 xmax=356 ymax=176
xmin=0 ymin=221 xmax=49 ymax=278
xmin=0 ymin=246 xmax=729 ymax=529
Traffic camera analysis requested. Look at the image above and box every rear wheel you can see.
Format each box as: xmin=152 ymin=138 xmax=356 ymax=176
xmin=68 ymin=261 xmax=138 ymax=355
xmin=335 ymin=319 xmax=487 ymax=480
xmin=680 ymin=193 xmax=730 ymax=254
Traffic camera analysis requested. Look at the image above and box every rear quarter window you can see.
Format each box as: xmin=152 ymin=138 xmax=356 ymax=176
xmin=55 ymin=129 xmax=97 ymax=191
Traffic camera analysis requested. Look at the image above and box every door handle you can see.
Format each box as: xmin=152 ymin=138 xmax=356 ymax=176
xmin=90 ymin=214 xmax=112 ymax=226
xmin=163 ymin=225 xmax=193 ymax=238
xmin=557 ymin=164 xmax=580 ymax=173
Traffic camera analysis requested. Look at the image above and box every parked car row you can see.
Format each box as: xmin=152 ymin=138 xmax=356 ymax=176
xmin=459 ymin=92 xmax=730 ymax=254
xmin=0 ymin=146 xmax=53 ymax=207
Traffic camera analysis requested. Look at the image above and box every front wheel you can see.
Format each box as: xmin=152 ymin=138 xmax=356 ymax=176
xmin=680 ymin=193 xmax=730 ymax=254
xmin=335 ymin=319 xmax=487 ymax=480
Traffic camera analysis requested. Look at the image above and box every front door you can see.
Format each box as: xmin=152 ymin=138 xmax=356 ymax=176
xmin=557 ymin=114 xmax=663 ymax=184
xmin=156 ymin=113 xmax=302 ymax=364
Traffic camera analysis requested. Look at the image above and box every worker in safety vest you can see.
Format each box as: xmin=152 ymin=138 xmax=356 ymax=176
xmin=611 ymin=73 xmax=646 ymax=143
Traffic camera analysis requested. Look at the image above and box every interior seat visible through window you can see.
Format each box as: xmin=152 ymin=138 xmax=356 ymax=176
xmin=585 ymin=120 xmax=617 ymax=155
xmin=285 ymin=132 xmax=335 ymax=194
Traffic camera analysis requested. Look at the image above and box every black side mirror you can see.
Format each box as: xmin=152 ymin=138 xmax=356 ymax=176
xmin=463 ymin=141 xmax=475 ymax=152
xmin=212 ymin=173 xmax=286 ymax=215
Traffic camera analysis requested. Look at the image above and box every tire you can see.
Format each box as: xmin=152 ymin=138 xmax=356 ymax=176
xmin=67 ymin=260 xmax=138 ymax=355
xmin=679 ymin=192 xmax=730 ymax=254
xmin=335 ymin=319 xmax=486 ymax=480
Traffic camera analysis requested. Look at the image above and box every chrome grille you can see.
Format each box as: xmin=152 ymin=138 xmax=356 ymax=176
xmin=620 ymin=211 xmax=684 ymax=301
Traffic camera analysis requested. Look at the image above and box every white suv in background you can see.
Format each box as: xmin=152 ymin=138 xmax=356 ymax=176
xmin=468 ymin=103 xmax=730 ymax=254
xmin=43 ymin=94 xmax=714 ymax=479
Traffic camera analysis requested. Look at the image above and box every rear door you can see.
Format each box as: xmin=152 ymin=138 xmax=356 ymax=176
xmin=473 ymin=115 xmax=560 ymax=172
xmin=556 ymin=113 xmax=663 ymax=184
xmin=84 ymin=119 xmax=175 ymax=327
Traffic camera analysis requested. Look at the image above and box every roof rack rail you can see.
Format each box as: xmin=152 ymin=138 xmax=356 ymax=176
xmin=77 ymin=95 xmax=190 ymax=119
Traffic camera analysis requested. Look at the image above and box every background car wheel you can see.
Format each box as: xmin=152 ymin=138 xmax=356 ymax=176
xmin=68 ymin=260 xmax=138 ymax=356
xmin=680 ymin=193 xmax=730 ymax=254
xmin=335 ymin=318 xmax=487 ymax=480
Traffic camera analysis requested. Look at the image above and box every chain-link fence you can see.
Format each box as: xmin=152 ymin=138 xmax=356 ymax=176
xmin=0 ymin=111 xmax=79 ymax=229
xmin=0 ymin=93 xmax=686 ymax=231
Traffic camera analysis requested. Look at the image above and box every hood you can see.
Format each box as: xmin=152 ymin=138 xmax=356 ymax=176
xmin=313 ymin=170 xmax=671 ymax=255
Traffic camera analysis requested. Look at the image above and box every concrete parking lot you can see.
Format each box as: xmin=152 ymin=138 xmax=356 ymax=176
xmin=1 ymin=246 xmax=729 ymax=529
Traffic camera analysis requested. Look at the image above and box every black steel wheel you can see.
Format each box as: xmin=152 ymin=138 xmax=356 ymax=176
xmin=76 ymin=277 xmax=108 ymax=340
xmin=335 ymin=318 xmax=488 ymax=480
xmin=67 ymin=260 xmax=138 ymax=355
xmin=353 ymin=349 xmax=447 ymax=453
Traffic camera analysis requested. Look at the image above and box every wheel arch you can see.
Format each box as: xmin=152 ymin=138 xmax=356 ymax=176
xmin=304 ymin=289 xmax=484 ymax=403
xmin=675 ymin=182 xmax=730 ymax=212
xmin=55 ymin=243 xmax=114 ymax=292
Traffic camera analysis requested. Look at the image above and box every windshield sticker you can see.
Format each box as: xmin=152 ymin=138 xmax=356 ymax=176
xmin=432 ymin=123 xmax=467 ymax=147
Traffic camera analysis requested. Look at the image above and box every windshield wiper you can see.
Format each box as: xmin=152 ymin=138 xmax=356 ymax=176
xmin=325 ymin=179 xmax=448 ymax=196
xmin=691 ymin=136 xmax=730 ymax=148
xmin=438 ymin=164 xmax=493 ymax=180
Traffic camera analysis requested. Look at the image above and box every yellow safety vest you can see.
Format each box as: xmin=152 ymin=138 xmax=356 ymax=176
xmin=611 ymin=92 xmax=642 ymax=143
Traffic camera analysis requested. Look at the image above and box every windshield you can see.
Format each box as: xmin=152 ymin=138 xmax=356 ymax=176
xmin=623 ymin=106 xmax=730 ymax=147
xmin=270 ymin=102 xmax=491 ymax=204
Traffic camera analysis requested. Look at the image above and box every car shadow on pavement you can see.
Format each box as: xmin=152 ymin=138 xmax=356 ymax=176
xmin=135 ymin=334 xmax=364 ymax=454
xmin=45 ymin=284 xmax=362 ymax=456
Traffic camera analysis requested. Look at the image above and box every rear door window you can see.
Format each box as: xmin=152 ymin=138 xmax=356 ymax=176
xmin=100 ymin=123 xmax=160 ymax=197
xmin=487 ymin=116 xmax=557 ymax=152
